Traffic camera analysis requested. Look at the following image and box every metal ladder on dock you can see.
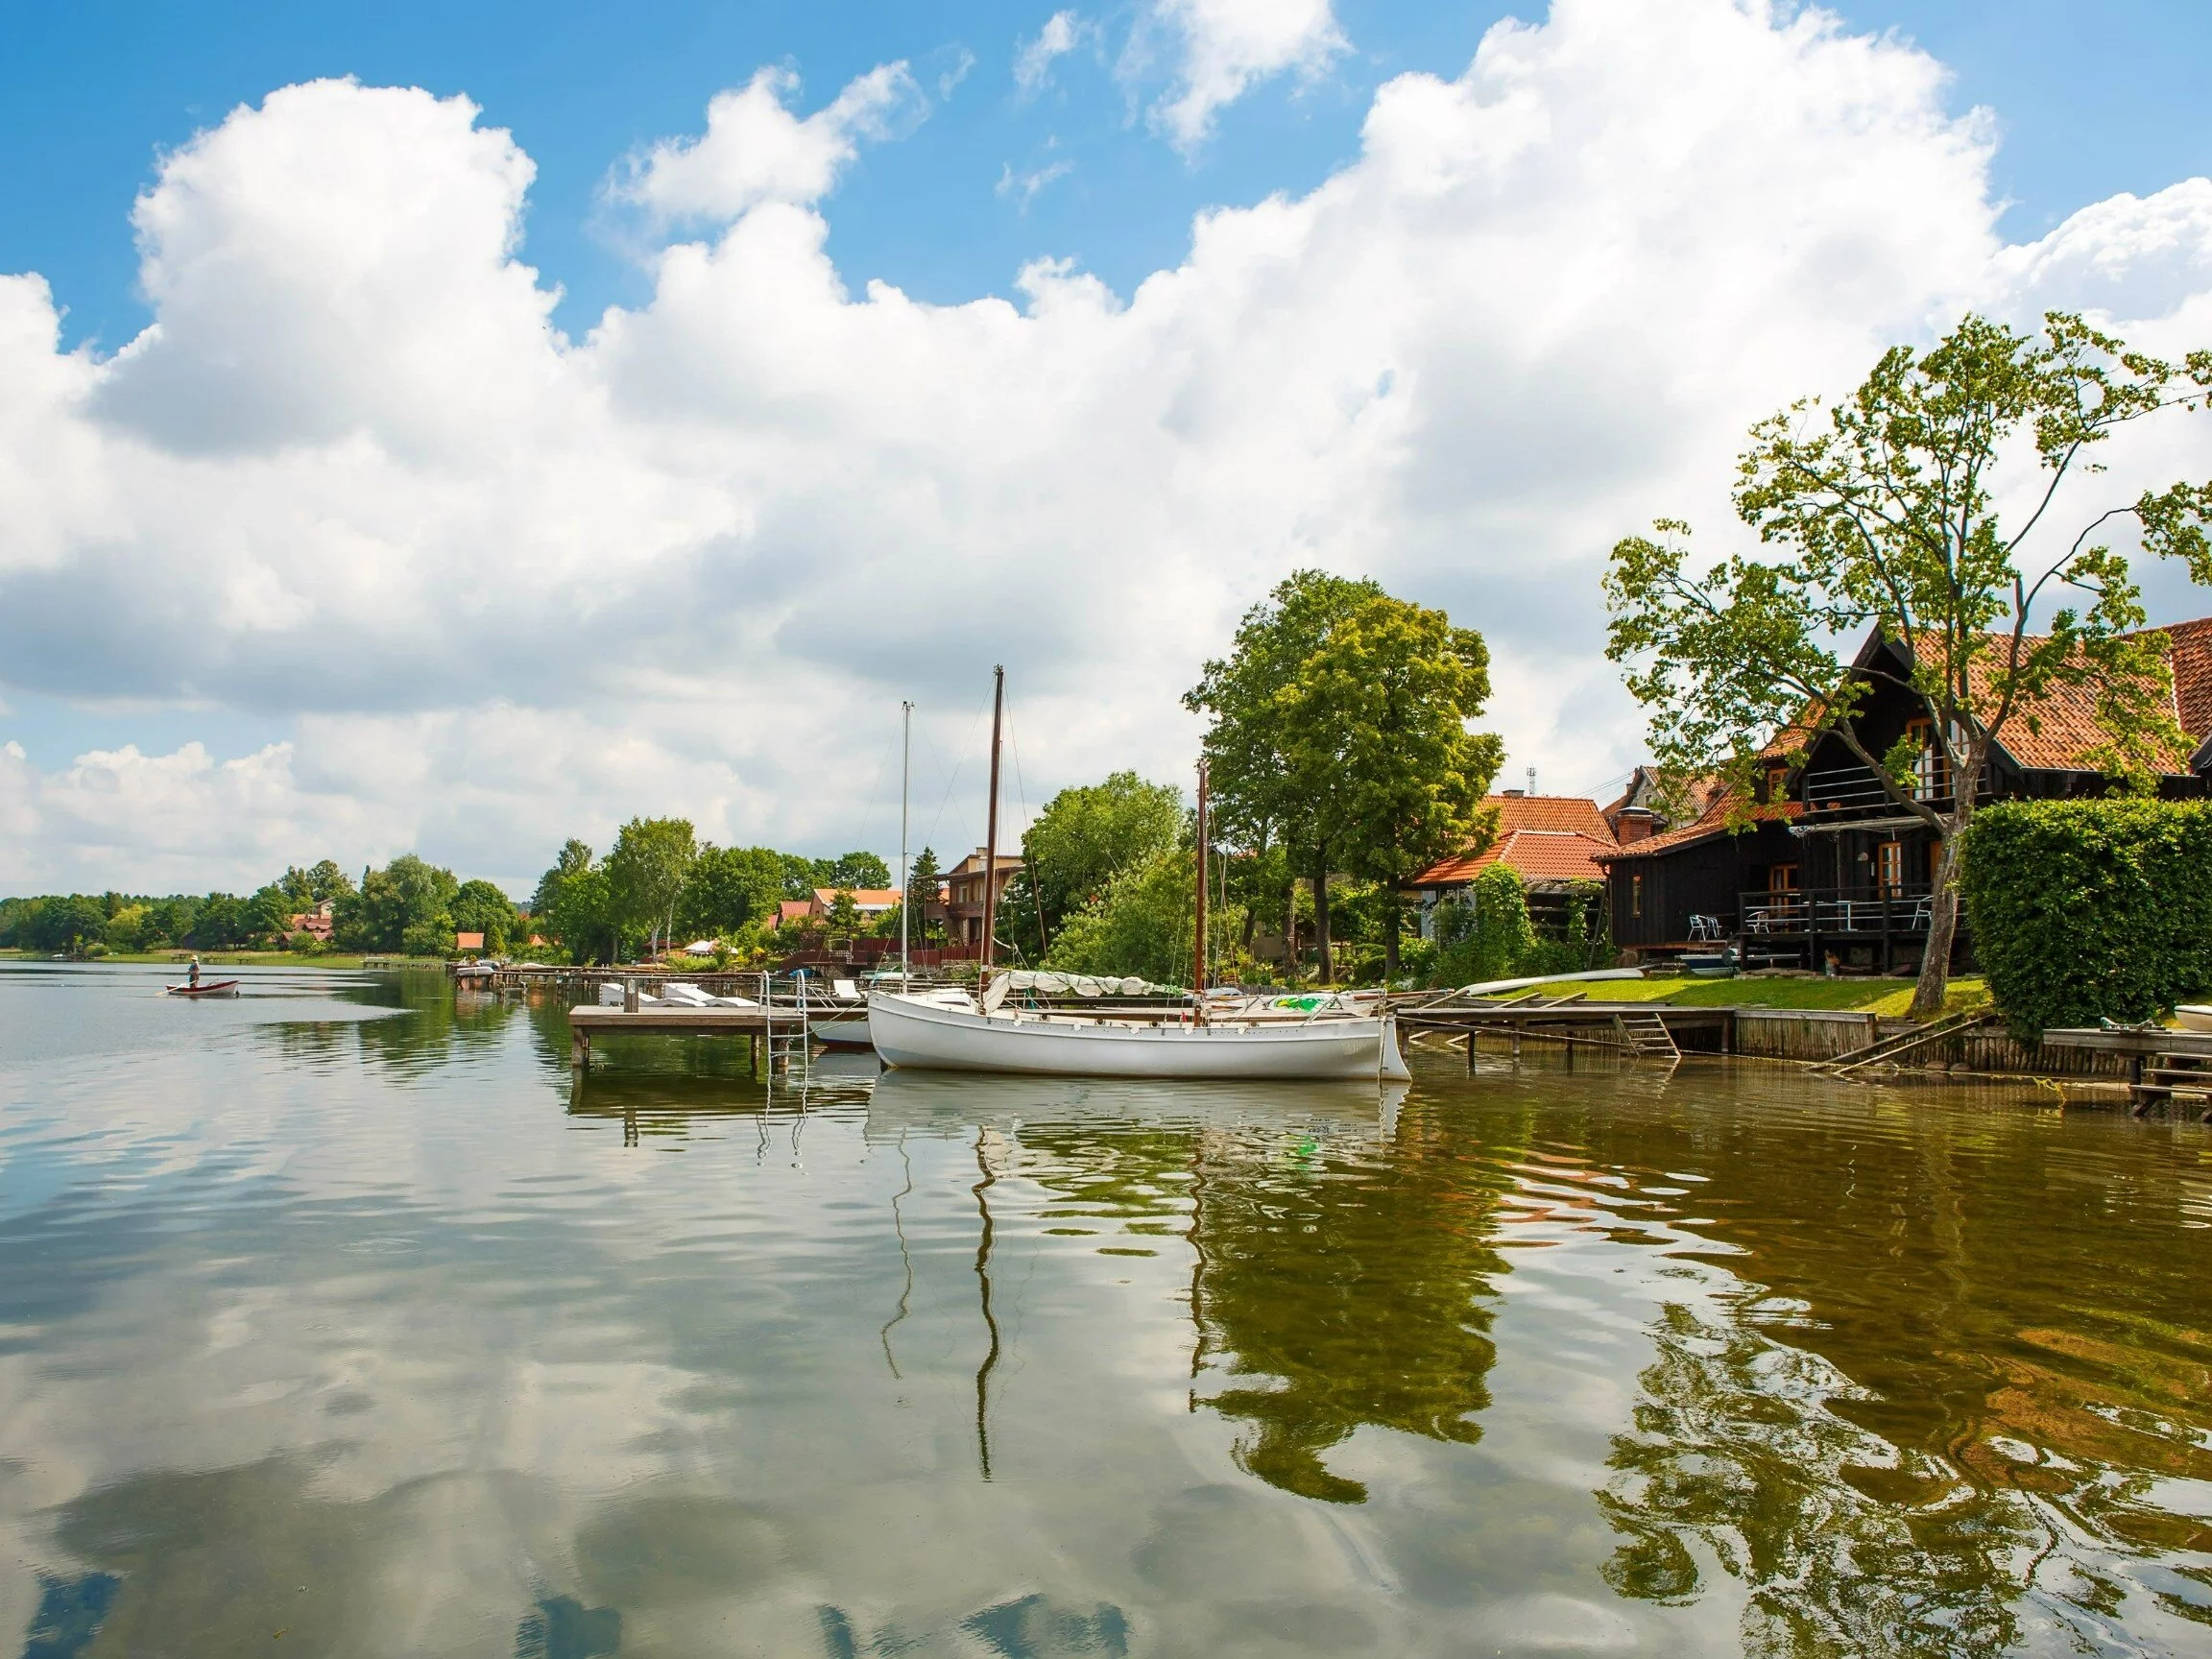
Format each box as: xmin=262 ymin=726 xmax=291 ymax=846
xmin=1613 ymin=1010 xmax=1679 ymax=1061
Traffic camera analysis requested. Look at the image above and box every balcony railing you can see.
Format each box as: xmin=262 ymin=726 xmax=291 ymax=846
xmin=1792 ymin=760 xmax=1988 ymax=817
xmin=1738 ymin=885 xmax=1936 ymax=937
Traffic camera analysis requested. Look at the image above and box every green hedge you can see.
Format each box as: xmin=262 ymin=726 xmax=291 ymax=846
xmin=1960 ymin=800 xmax=2212 ymax=1036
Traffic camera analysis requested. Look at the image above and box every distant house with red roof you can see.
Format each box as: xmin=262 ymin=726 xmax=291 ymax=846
xmin=1408 ymin=792 xmax=1622 ymax=937
xmin=805 ymin=887 xmax=902 ymax=920
xmin=1598 ymin=619 xmax=2212 ymax=973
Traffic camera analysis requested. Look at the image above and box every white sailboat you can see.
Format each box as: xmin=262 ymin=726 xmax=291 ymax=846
xmin=869 ymin=675 xmax=1410 ymax=1081
xmin=869 ymin=983 xmax=1410 ymax=1079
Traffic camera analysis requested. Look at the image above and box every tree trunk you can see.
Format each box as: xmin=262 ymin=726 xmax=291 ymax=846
xmin=1314 ymin=859 xmax=1334 ymax=984
xmin=1910 ymin=827 xmax=1963 ymax=1020
xmin=1283 ymin=878 xmax=1298 ymax=987
xmin=1382 ymin=882 xmax=1402 ymax=981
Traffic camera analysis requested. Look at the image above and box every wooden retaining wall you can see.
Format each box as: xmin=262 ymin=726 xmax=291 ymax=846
xmin=1731 ymin=1008 xmax=2134 ymax=1077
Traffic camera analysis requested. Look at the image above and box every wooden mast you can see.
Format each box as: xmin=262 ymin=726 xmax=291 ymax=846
xmin=1193 ymin=758 xmax=1210 ymax=1009
xmin=980 ymin=665 xmax=1005 ymax=974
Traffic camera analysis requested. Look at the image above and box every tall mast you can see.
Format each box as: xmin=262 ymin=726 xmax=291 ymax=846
xmin=900 ymin=700 xmax=913 ymax=986
xmin=1193 ymin=758 xmax=1210 ymax=1004
xmin=980 ymin=665 xmax=1005 ymax=973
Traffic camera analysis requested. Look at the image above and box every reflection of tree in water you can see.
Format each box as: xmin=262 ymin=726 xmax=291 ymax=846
xmin=1582 ymin=1099 xmax=2212 ymax=1652
xmin=1599 ymin=1296 xmax=2050 ymax=1655
xmin=1186 ymin=1108 xmax=1520 ymax=1503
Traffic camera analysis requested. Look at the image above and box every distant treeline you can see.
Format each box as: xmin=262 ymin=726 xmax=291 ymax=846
xmin=530 ymin=821 xmax=895 ymax=964
xmin=0 ymin=857 xmax=522 ymax=957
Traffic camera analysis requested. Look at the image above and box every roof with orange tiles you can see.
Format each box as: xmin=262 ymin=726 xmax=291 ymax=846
xmin=1966 ymin=632 xmax=2198 ymax=773
xmin=1486 ymin=793 xmax=1615 ymax=838
xmin=2152 ymin=617 xmax=2212 ymax=743
xmin=1411 ymin=829 xmax=1620 ymax=887
xmin=811 ymin=887 xmax=902 ymax=911
xmin=1409 ymin=795 xmax=1618 ymax=887
xmin=1756 ymin=619 xmax=2212 ymax=777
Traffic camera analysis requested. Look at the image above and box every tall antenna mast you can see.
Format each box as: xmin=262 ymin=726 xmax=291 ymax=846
xmin=980 ymin=665 xmax=1005 ymax=973
xmin=900 ymin=700 xmax=913 ymax=986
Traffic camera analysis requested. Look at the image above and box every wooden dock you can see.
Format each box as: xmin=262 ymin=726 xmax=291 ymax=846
xmin=566 ymin=1004 xmax=803 ymax=1070
xmin=2040 ymin=1027 xmax=2212 ymax=1118
xmin=1393 ymin=996 xmax=1734 ymax=1067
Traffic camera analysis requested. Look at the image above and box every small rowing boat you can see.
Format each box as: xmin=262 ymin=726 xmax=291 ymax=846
xmin=165 ymin=979 xmax=242 ymax=998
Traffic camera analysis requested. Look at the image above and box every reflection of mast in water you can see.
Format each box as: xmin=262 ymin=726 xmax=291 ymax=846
xmin=880 ymin=1131 xmax=915 ymax=1382
xmin=973 ymin=1125 xmax=1007 ymax=1481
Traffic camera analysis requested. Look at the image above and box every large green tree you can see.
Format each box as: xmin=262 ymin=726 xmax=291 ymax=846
xmin=1606 ymin=311 xmax=2212 ymax=1017
xmin=1047 ymin=849 xmax=1211 ymax=985
xmin=1280 ymin=590 xmax=1501 ymax=977
xmin=1021 ymin=771 xmax=1184 ymax=935
xmin=1187 ymin=571 xmax=1383 ymax=981
xmin=605 ymin=818 xmax=698 ymax=955
xmin=332 ymin=854 xmax=460 ymax=954
xmin=449 ymin=879 xmax=517 ymax=952
xmin=678 ymin=845 xmax=785 ymax=938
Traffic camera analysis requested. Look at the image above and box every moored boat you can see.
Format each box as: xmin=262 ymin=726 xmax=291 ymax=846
xmin=2176 ymin=1004 xmax=2212 ymax=1033
xmin=868 ymin=988 xmax=1410 ymax=1080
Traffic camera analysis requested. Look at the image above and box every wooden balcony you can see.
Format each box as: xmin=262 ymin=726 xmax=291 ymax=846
xmin=1739 ymin=885 xmax=1936 ymax=937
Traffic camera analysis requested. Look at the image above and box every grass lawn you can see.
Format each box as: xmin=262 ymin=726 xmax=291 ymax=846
xmin=1483 ymin=974 xmax=1991 ymax=1020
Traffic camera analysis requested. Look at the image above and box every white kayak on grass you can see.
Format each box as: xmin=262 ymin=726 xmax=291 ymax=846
xmin=2176 ymin=1005 xmax=2212 ymax=1033
xmin=868 ymin=989 xmax=1411 ymax=1081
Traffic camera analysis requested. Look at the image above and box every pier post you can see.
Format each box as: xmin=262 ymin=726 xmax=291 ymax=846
xmin=1465 ymin=1029 xmax=1476 ymax=1074
xmin=571 ymin=1030 xmax=589 ymax=1070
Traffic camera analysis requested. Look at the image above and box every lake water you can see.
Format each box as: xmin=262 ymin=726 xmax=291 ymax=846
xmin=2 ymin=962 xmax=2211 ymax=1657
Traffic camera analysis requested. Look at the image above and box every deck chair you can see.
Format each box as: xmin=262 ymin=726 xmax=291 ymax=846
xmin=1689 ymin=914 xmax=1724 ymax=943
xmin=831 ymin=978 xmax=862 ymax=1001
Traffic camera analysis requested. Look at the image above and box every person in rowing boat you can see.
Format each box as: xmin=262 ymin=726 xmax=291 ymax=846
xmin=188 ymin=956 xmax=201 ymax=988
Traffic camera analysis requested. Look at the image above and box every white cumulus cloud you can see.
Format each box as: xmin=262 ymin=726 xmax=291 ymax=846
xmin=2 ymin=0 xmax=2211 ymax=896
xmin=613 ymin=62 xmax=927 ymax=225
xmin=1139 ymin=0 xmax=1348 ymax=151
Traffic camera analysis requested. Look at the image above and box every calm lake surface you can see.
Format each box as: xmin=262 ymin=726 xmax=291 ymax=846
xmin=3 ymin=963 xmax=2211 ymax=1657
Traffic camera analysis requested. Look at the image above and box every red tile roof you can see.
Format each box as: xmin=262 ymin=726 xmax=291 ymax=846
xmin=1410 ymin=796 xmax=1617 ymax=886
xmin=1965 ymin=629 xmax=2200 ymax=772
xmin=2152 ymin=617 xmax=2212 ymax=744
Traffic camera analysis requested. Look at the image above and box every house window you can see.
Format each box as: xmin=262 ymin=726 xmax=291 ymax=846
xmin=1766 ymin=765 xmax=1790 ymax=803
xmin=1877 ymin=841 xmax=1904 ymax=891
xmin=1768 ymin=863 xmax=1799 ymax=892
xmin=1906 ymin=718 xmax=1947 ymax=801
xmin=1630 ymin=875 xmax=1643 ymax=919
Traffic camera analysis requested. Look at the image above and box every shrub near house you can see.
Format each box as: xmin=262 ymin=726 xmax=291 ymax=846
xmin=1961 ymin=801 xmax=2212 ymax=1036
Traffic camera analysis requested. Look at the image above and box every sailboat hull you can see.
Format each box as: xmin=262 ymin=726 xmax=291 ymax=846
xmin=869 ymin=993 xmax=1411 ymax=1080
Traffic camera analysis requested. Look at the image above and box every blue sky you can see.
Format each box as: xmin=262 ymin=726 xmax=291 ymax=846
xmin=1 ymin=0 xmax=2209 ymax=892
xmin=6 ymin=0 xmax=2207 ymax=353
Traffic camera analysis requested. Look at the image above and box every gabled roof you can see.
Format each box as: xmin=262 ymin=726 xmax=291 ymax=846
xmin=812 ymin=886 xmax=902 ymax=909
xmin=1759 ymin=618 xmax=2212 ymax=778
xmin=2163 ymin=617 xmax=2212 ymax=739
xmin=1595 ymin=790 xmax=1800 ymax=862
xmin=1410 ymin=795 xmax=1618 ymax=887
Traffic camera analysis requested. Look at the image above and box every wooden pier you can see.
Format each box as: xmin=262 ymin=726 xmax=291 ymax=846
xmin=1394 ymin=995 xmax=1734 ymax=1067
xmin=566 ymin=1004 xmax=803 ymax=1070
xmin=2040 ymin=1027 xmax=2212 ymax=1118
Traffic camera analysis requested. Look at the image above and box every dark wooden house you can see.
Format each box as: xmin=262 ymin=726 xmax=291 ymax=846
xmin=1598 ymin=619 xmax=2212 ymax=973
